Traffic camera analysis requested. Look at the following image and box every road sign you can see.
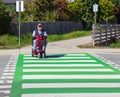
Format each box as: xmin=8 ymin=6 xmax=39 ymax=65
xmin=16 ymin=1 xmax=24 ymax=12
xmin=93 ymin=3 xmax=98 ymax=24
xmin=93 ymin=3 xmax=98 ymax=12
xmin=16 ymin=1 xmax=24 ymax=52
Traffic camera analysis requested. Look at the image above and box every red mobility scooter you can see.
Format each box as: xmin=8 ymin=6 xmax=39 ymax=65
xmin=32 ymin=35 xmax=46 ymax=58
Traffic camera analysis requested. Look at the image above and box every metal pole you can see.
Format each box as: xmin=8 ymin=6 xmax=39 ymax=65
xmin=18 ymin=0 xmax=21 ymax=47
xmin=92 ymin=24 xmax=95 ymax=47
xmin=94 ymin=12 xmax=97 ymax=24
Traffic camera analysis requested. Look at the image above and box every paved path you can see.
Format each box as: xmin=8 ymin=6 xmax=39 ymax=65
xmin=0 ymin=36 xmax=92 ymax=55
xmin=0 ymin=36 xmax=120 ymax=55
xmin=9 ymin=53 xmax=120 ymax=97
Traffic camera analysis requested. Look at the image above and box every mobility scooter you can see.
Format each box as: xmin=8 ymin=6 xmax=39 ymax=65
xmin=32 ymin=35 xmax=46 ymax=58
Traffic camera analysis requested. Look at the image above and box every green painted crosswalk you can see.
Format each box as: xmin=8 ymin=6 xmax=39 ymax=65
xmin=10 ymin=53 xmax=120 ymax=97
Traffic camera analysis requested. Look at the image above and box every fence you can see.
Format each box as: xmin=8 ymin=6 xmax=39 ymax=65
xmin=19 ymin=21 xmax=83 ymax=35
xmin=92 ymin=24 xmax=120 ymax=46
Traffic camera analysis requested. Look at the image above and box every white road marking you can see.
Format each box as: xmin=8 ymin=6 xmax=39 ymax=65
xmin=0 ymin=90 xmax=10 ymax=94
xmin=0 ymin=80 xmax=12 ymax=84
xmin=22 ymin=83 xmax=120 ymax=88
xmin=23 ymin=69 xmax=112 ymax=72
xmin=1 ymin=76 xmax=13 ymax=79
xmin=4 ymin=70 xmax=15 ymax=72
xmin=5 ymin=67 xmax=16 ymax=69
xmin=22 ymin=93 xmax=120 ymax=97
xmin=23 ymin=60 xmax=96 ymax=63
xmin=24 ymin=57 xmax=91 ymax=60
xmin=23 ymin=75 xmax=120 ymax=80
xmin=65 ymin=54 xmax=86 ymax=56
xmin=6 ymin=65 xmax=16 ymax=67
xmin=0 ymin=85 xmax=11 ymax=88
xmin=2 ymin=73 xmax=14 ymax=76
xmin=24 ymin=54 xmax=87 ymax=57
xmin=23 ymin=64 xmax=104 ymax=67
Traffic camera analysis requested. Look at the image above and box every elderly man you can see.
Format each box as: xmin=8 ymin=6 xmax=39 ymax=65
xmin=32 ymin=23 xmax=47 ymax=52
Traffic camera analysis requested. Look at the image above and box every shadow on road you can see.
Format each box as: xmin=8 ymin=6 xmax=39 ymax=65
xmin=46 ymin=54 xmax=65 ymax=58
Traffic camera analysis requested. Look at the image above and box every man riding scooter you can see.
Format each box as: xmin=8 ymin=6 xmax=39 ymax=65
xmin=32 ymin=23 xmax=47 ymax=57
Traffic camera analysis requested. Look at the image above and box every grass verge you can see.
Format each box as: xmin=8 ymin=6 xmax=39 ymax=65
xmin=0 ymin=31 xmax=92 ymax=49
xmin=78 ymin=40 xmax=120 ymax=48
xmin=110 ymin=40 xmax=120 ymax=48
xmin=77 ymin=43 xmax=107 ymax=48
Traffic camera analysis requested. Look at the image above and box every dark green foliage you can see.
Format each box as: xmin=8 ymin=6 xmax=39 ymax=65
xmin=23 ymin=0 xmax=69 ymax=21
xmin=99 ymin=0 xmax=115 ymax=23
xmin=112 ymin=0 xmax=120 ymax=8
xmin=67 ymin=1 xmax=83 ymax=21
xmin=0 ymin=0 xmax=11 ymax=35
xmin=5 ymin=4 xmax=18 ymax=35
xmin=81 ymin=0 xmax=94 ymax=23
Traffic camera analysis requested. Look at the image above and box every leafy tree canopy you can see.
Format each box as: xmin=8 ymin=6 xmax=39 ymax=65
xmin=99 ymin=0 xmax=115 ymax=22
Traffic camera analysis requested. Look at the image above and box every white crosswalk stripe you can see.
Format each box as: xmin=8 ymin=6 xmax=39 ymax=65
xmin=23 ymin=60 xmax=96 ymax=63
xmin=22 ymin=83 xmax=120 ymax=88
xmin=24 ymin=57 xmax=91 ymax=60
xmin=22 ymin=93 xmax=120 ymax=97
xmin=23 ymin=64 xmax=104 ymax=67
xmin=22 ymin=75 xmax=120 ymax=79
xmin=23 ymin=68 xmax=113 ymax=72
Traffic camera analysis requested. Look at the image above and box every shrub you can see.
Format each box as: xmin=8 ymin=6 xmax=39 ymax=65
xmin=110 ymin=40 xmax=120 ymax=48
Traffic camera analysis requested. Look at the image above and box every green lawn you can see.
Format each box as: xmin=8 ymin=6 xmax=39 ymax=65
xmin=0 ymin=31 xmax=92 ymax=49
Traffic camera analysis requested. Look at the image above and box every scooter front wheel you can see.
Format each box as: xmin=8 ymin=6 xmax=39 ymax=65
xmin=38 ymin=53 xmax=43 ymax=58
xmin=38 ymin=53 xmax=40 ymax=58
xmin=43 ymin=52 xmax=46 ymax=58
xmin=40 ymin=53 xmax=43 ymax=58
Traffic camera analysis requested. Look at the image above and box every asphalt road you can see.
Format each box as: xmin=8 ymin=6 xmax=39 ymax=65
xmin=97 ymin=54 xmax=120 ymax=65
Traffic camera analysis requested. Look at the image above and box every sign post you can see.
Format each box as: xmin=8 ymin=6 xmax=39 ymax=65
xmin=16 ymin=0 xmax=24 ymax=47
xmin=93 ymin=3 xmax=98 ymax=24
xmin=93 ymin=3 xmax=98 ymax=47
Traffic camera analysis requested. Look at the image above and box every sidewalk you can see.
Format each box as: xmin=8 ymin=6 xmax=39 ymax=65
xmin=0 ymin=36 xmax=120 ymax=55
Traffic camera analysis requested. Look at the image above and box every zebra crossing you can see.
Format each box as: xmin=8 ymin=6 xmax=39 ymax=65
xmin=0 ymin=55 xmax=17 ymax=97
xmin=10 ymin=53 xmax=120 ymax=97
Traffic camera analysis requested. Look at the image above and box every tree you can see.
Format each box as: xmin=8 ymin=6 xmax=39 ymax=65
xmin=22 ymin=0 xmax=36 ymax=21
xmin=23 ymin=0 xmax=59 ymax=21
xmin=67 ymin=1 xmax=83 ymax=21
xmin=22 ymin=0 xmax=69 ymax=21
xmin=111 ymin=0 xmax=120 ymax=8
xmin=81 ymin=0 xmax=94 ymax=23
xmin=6 ymin=5 xmax=18 ymax=34
xmin=111 ymin=0 xmax=120 ymax=24
xmin=99 ymin=0 xmax=115 ymax=23
xmin=0 ymin=0 xmax=11 ymax=35
xmin=57 ymin=1 xmax=69 ymax=21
